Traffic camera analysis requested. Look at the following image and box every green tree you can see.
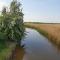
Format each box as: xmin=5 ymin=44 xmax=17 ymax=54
xmin=2 ymin=7 xmax=6 ymax=15
xmin=10 ymin=0 xmax=25 ymax=42
xmin=0 ymin=0 xmax=25 ymax=45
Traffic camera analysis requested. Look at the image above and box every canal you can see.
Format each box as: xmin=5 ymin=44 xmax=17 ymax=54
xmin=12 ymin=28 xmax=60 ymax=60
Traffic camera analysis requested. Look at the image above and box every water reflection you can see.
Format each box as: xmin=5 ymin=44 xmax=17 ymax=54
xmin=10 ymin=46 xmax=24 ymax=60
xmin=21 ymin=28 xmax=60 ymax=60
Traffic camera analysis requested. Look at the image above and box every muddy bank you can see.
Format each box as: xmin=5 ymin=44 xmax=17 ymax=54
xmin=9 ymin=45 xmax=24 ymax=60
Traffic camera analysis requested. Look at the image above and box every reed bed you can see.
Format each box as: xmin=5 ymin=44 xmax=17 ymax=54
xmin=25 ymin=23 xmax=60 ymax=47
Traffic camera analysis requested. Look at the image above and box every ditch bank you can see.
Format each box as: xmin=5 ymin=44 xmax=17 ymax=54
xmin=24 ymin=23 xmax=60 ymax=47
xmin=0 ymin=42 xmax=16 ymax=60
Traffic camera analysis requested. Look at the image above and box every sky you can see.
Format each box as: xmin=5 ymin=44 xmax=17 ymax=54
xmin=0 ymin=0 xmax=60 ymax=23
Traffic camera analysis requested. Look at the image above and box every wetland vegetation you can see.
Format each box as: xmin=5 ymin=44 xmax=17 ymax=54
xmin=25 ymin=22 xmax=60 ymax=47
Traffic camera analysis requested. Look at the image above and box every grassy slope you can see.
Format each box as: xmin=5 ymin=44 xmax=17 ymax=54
xmin=24 ymin=22 xmax=60 ymax=47
xmin=0 ymin=42 xmax=16 ymax=60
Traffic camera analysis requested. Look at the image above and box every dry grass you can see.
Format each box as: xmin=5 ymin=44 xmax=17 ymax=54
xmin=25 ymin=23 xmax=60 ymax=46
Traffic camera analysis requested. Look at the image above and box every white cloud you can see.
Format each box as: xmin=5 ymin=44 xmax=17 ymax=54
xmin=0 ymin=0 xmax=10 ymax=11
xmin=0 ymin=2 xmax=5 ymax=11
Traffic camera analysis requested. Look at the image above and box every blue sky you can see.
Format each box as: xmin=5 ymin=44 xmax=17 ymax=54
xmin=0 ymin=0 xmax=60 ymax=23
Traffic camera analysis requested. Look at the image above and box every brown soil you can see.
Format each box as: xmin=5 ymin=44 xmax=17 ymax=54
xmin=10 ymin=46 xmax=24 ymax=60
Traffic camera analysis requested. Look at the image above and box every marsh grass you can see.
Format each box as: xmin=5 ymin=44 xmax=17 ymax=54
xmin=25 ymin=23 xmax=60 ymax=48
xmin=0 ymin=40 xmax=6 ymax=52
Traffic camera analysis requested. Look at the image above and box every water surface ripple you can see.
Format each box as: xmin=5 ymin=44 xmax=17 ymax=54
xmin=21 ymin=28 xmax=60 ymax=60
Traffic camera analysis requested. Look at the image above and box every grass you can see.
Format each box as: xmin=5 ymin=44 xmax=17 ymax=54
xmin=0 ymin=42 xmax=6 ymax=52
xmin=24 ymin=22 xmax=60 ymax=47
xmin=25 ymin=25 xmax=48 ymax=37
xmin=0 ymin=41 xmax=16 ymax=60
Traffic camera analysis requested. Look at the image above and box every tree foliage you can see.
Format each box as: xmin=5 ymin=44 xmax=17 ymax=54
xmin=0 ymin=0 xmax=25 ymax=42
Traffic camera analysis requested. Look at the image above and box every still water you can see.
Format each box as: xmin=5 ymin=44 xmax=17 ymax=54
xmin=21 ymin=28 xmax=60 ymax=60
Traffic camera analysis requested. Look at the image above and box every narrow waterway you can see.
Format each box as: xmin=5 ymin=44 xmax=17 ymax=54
xmin=21 ymin=28 xmax=60 ymax=60
xmin=11 ymin=28 xmax=60 ymax=60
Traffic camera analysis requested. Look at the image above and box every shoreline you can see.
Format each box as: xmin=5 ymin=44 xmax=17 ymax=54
xmin=9 ymin=45 xmax=24 ymax=60
xmin=24 ymin=23 xmax=60 ymax=47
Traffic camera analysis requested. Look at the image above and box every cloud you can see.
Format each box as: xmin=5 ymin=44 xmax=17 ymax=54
xmin=0 ymin=0 xmax=11 ymax=11
xmin=0 ymin=2 xmax=5 ymax=11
